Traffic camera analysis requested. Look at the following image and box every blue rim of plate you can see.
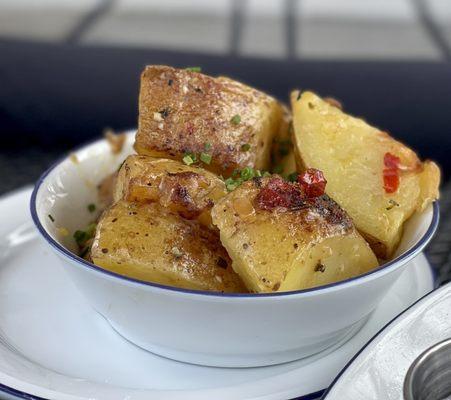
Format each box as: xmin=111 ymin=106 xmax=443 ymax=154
xmin=29 ymin=135 xmax=440 ymax=298
xmin=320 ymin=284 xmax=442 ymax=399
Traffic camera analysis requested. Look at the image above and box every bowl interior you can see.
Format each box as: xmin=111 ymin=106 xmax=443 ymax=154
xmin=32 ymin=131 xmax=437 ymax=292
xmin=34 ymin=132 xmax=135 ymax=255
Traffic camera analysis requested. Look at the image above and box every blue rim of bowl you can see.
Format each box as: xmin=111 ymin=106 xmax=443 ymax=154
xmin=30 ymin=135 xmax=440 ymax=298
xmin=320 ymin=283 xmax=444 ymax=399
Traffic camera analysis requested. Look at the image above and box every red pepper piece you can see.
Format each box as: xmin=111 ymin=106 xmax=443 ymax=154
xmin=383 ymin=152 xmax=401 ymax=193
xmin=384 ymin=152 xmax=400 ymax=170
xmin=255 ymin=177 xmax=302 ymax=210
xmin=298 ymin=168 xmax=327 ymax=198
xmin=383 ymin=168 xmax=399 ymax=193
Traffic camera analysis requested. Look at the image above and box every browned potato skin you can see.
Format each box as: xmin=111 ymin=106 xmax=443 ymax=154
xmin=114 ymin=155 xmax=227 ymax=228
xmin=91 ymin=201 xmax=246 ymax=293
xmin=211 ymin=178 xmax=378 ymax=293
xmin=291 ymin=91 xmax=440 ymax=258
xmin=135 ymin=65 xmax=284 ymax=177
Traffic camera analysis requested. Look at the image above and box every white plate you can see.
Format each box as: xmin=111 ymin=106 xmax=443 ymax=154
xmin=0 ymin=188 xmax=435 ymax=400
xmin=323 ymin=283 xmax=451 ymax=400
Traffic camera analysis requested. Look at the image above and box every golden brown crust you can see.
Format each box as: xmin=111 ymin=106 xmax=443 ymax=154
xmin=114 ymin=155 xmax=227 ymax=228
xmin=91 ymin=201 xmax=247 ymax=292
xmin=135 ymin=65 xmax=284 ymax=176
xmin=211 ymin=177 xmax=377 ymax=293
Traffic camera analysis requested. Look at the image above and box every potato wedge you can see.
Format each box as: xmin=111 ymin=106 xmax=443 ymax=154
xmin=91 ymin=201 xmax=246 ymax=293
xmin=135 ymin=65 xmax=285 ymax=176
xmin=114 ymin=155 xmax=227 ymax=228
xmin=291 ymin=91 xmax=440 ymax=258
xmin=211 ymin=177 xmax=378 ymax=293
xmin=270 ymin=107 xmax=298 ymax=176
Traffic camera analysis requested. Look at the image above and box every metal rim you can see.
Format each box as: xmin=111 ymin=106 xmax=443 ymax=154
xmin=403 ymin=337 xmax=451 ymax=400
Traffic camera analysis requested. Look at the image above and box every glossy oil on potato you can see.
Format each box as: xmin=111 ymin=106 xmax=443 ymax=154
xmin=114 ymin=155 xmax=227 ymax=228
xmin=91 ymin=201 xmax=246 ymax=293
xmin=135 ymin=65 xmax=285 ymax=177
xmin=211 ymin=178 xmax=378 ymax=293
xmin=291 ymin=91 xmax=440 ymax=258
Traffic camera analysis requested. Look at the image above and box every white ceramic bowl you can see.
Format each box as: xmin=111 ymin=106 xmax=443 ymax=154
xmin=30 ymin=132 xmax=439 ymax=368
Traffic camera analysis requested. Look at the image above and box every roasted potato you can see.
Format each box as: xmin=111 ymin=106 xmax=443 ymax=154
xmin=211 ymin=177 xmax=378 ymax=293
xmin=114 ymin=155 xmax=227 ymax=228
xmin=291 ymin=91 xmax=440 ymax=258
xmin=270 ymin=107 xmax=298 ymax=176
xmin=91 ymin=201 xmax=246 ymax=292
xmin=135 ymin=65 xmax=285 ymax=177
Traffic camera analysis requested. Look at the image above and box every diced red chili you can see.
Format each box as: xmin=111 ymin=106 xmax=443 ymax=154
xmin=255 ymin=177 xmax=303 ymax=210
xmin=383 ymin=168 xmax=399 ymax=193
xmin=298 ymin=168 xmax=327 ymax=198
xmin=383 ymin=152 xmax=400 ymax=193
xmin=384 ymin=152 xmax=400 ymax=170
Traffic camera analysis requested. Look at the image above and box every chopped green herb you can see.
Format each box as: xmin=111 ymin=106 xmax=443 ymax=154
xmin=224 ymin=178 xmax=237 ymax=191
xmin=240 ymin=143 xmax=251 ymax=152
xmin=186 ymin=66 xmax=201 ymax=72
xmin=73 ymin=223 xmax=97 ymax=247
xmin=262 ymin=171 xmax=271 ymax=177
xmin=48 ymin=214 xmax=55 ymax=222
xmin=240 ymin=167 xmax=255 ymax=181
xmin=230 ymin=114 xmax=241 ymax=125
xmin=87 ymin=203 xmax=96 ymax=213
xmin=204 ymin=142 xmax=212 ymax=151
xmin=255 ymin=170 xmax=262 ymax=177
xmin=182 ymin=152 xmax=196 ymax=165
xmin=273 ymin=165 xmax=284 ymax=174
xmin=200 ymin=152 xmax=212 ymax=165
xmin=287 ymin=172 xmax=298 ymax=182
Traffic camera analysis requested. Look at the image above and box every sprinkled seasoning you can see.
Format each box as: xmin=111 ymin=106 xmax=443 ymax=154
xmin=240 ymin=143 xmax=251 ymax=152
xmin=185 ymin=66 xmax=202 ymax=72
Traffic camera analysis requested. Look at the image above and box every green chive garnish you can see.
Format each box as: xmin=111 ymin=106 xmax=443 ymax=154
xmin=182 ymin=152 xmax=196 ymax=165
xmin=240 ymin=167 xmax=255 ymax=181
xmin=87 ymin=203 xmax=96 ymax=213
xmin=48 ymin=214 xmax=55 ymax=222
xmin=240 ymin=143 xmax=251 ymax=152
xmin=204 ymin=142 xmax=212 ymax=151
xmin=186 ymin=67 xmax=201 ymax=72
xmin=230 ymin=114 xmax=241 ymax=125
xmin=200 ymin=152 xmax=212 ymax=165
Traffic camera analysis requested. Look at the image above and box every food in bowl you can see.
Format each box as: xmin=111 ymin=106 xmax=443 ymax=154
xmin=211 ymin=176 xmax=378 ymax=293
xmin=135 ymin=65 xmax=286 ymax=177
xmin=73 ymin=66 xmax=440 ymax=294
xmin=91 ymin=201 xmax=245 ymax=292
xmin=291 ymin=91 xmax=440 ymax=258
